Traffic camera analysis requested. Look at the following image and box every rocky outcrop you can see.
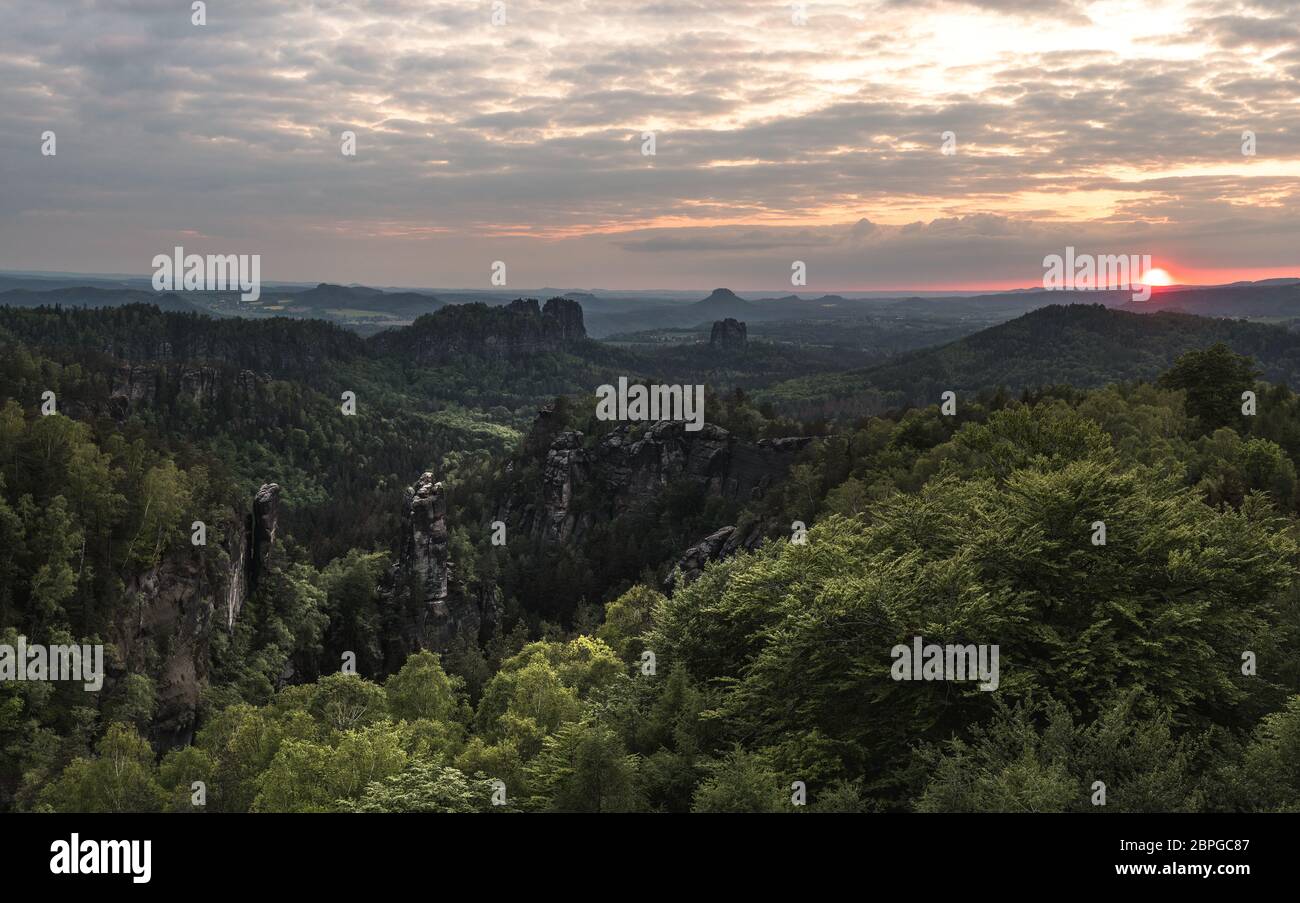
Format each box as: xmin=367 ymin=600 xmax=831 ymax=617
xmin=120 ymin=558 xmax=214 ymax=749
xmin=367 ymin=297 xmax=587 ymax=363
xmin=111 ymin=364 xmax=160 ymax=407
xmin=386 ymin=471 xmax=498 ymax=656
xmin=176 ymin=367 xmax=220 ymax=405
xmin=540 ymin=431 xmax=588 ymax=543
xmin=108 ymin=363 xmax=267 ymax=419
xmin=710 ymin=318 xmax=747 ymax=351
xmin=404 ymin=472 xmax=451 ymax=613
xmin=664 ymin=522 xmax=766 ymax=592
xmin=499 ymin=419 xmax=815 ymax=547
xmin=245 ymin=483 xmax=280 ymax=603
xmin=535 ymin=297 xmax=586 ymax=343
xmin=115 ymin=482 xmax=280 ymax=748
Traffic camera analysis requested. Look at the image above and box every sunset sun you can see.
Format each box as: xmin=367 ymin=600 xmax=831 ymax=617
xmin=1144 ymin=267 xmax=1175 ymax=286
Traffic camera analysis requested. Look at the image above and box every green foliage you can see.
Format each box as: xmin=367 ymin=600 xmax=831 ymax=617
xmin=916 ymin=694 xmax=1204 ymax=812
xmin=1159 ymin=343 xmax=1260 ymax=432
xmin=308 ymin=674 xmax=389 ymax=733
xmin=384 ymin=651 xmax=466 ymax=723
xmin=37 ymin=723 xmax=165 ymax=813
xmin=764 ymin=305 xmax=1300 ymax=420
xmin=525 ymin=719 xmax=642 ymax=812
xmin=10 ymin=301 xmax=1300 ymax=814
xmin=345 ymin=761 xmax=509 ymax=813
xmin=691 ymin=747 xmax=788 ymax=813
xmin=1217 ymin=695 xmax=1300 ymax=811
xmin=651 ymin=401 xmax=1299 ymax=802
xmin=597 ymin=585 xmax=664 ymax=663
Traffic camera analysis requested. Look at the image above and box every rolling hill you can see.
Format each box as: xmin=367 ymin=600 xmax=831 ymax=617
xmin=1120 ymin=282 xmax=1300 ymax=319
xmin=271 ymin=282 xmax=445 ymax=318
xmin=0 ymin=286 xmax=200 ymax=313
xmin=761 ymin=303 xmax=1300 ymax=419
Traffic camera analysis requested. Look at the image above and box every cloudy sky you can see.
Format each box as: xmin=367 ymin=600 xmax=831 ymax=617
xmin=1 ymin=0 xmax=1297 ymax=291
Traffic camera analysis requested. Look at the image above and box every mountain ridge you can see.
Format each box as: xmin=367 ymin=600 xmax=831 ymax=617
xmin=761 ymin=303 xmax=1300 ymax=418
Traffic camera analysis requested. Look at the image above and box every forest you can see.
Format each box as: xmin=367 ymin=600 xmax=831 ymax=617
xmin=2 ymin=301 xmax=1300 ymax=812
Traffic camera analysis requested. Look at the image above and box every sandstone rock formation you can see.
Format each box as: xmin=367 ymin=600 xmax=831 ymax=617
xmin=403 ymin=472 xmax=451 ymax=614
xmin=385 ymin=471 xmax=499 ymax=657
xmin=663 ymin=522 xmax=767 ymax=592
xmin=107 ymin=363 xmax=267 ymax=419
xmin=120 ymin=558 xmax=215 ymax=749
xmin=498 ymin=418 xmax=814 ymax=547
xmin=246 ymin=482 xmax=280 ymax=603
xmin=709 ymin=318 xmax=748 ymax=351
xmin=114 ymin=482 xmax=280 ymax=748
xmin=369 ymin=297 xmax=587 ymax=363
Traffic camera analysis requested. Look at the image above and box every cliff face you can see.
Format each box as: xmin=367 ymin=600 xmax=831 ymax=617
xmin=367 ymin=297 xmax=587 ymax=363
xmin=108 ymin=363 xmax=267 ymax=417
xmin=498 ymin=419 xmax=814 ymax=547
xmin=404 ymin=472 xmax=451 ymax=614
xmin=113 ymin=482 xmax=280 ymax=749
xmin=533 ymin=297 xmax=586 ymax=344
xmin=245 ymin=483 xmax=280 ymax=609
xmin=710 ymin=318 xmax=748 ymax=351
xmin=663 ymin=522 xmax=767 ymax=593
xmin=385 ymin=471 xmax=499 ymax=658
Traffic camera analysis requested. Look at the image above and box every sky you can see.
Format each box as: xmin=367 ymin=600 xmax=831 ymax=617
xmin=0 ymin=0 xmax=1297 ymax=291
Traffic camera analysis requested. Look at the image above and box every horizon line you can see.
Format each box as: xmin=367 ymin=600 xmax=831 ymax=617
xmin=3 ymin=268 xmax=1298 ymax=299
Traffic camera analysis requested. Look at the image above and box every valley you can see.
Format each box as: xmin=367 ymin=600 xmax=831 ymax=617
xmin=4 ymin=277 xmax=1300 ymax=814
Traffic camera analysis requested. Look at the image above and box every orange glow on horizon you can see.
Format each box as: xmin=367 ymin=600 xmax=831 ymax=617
xmin=823 ymin=264 xmax=1297 ymax=295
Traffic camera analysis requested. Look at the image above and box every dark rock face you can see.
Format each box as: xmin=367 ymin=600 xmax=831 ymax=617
xmin=368 ymin=297 xmax=587 ymax=363
xmin=107 ymin=363 xmax=267 ymax=420
xmin=499 ymin=419 xmax=814 ymax=547
xmin=120 ymin=558 xmax=214 ymax=749
xmin=538 ymin=296 xmax=586 ymax=343
xmin=404 ymin=472 xmax=451 ymax=613
xmin=710 ymin=318 xmax=748 ymax=351
xmin=114 ymin=482 xmax=280 ymax=749
xmin=386 ymin=471 xmax=498 ymax=655
xmin=540 ymin=431 xmax=588 ymax=543
xmin=246 ymin=483 xmax=280 ymax=601
xmin=111 ymin=364 xmax=159 ymax=407
xmin=663 ymin=522 xmax=767 ymax=592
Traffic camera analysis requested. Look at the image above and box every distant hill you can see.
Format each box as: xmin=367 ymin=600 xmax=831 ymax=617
xmin=0 ymin=286 xmax=199 ymax=313
xmin=0 ymin=273 xmax=156 ymax=292
xmin=0 ymin=302 xmax=365 ymax=377
xmin=584 ymin=286 xmax=1138 ymax=337
xmin=586 ymin=288 xmax=852 ymax=335
xmin=872 ymin=289 xmax=1132 ymax=319
xmin=274 ymin=283 xmax=445 ymax=318
xmin=1120 ymin=282 xmax=1300 ymax=319
xmin=686 ymin=288 xmax=759 ymax=320
xmin=762 ymin=303 xmax=1300 ymax=418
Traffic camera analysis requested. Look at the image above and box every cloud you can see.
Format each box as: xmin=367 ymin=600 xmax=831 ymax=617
xmin=0 ymin=0 xmax=1295 ymax=288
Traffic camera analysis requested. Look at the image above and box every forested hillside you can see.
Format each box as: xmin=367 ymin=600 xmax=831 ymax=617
xmin=764 ymin=304 xmax=1300 ymax=420
xmin=4 ymin=301 xmax=1300 ymax=812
